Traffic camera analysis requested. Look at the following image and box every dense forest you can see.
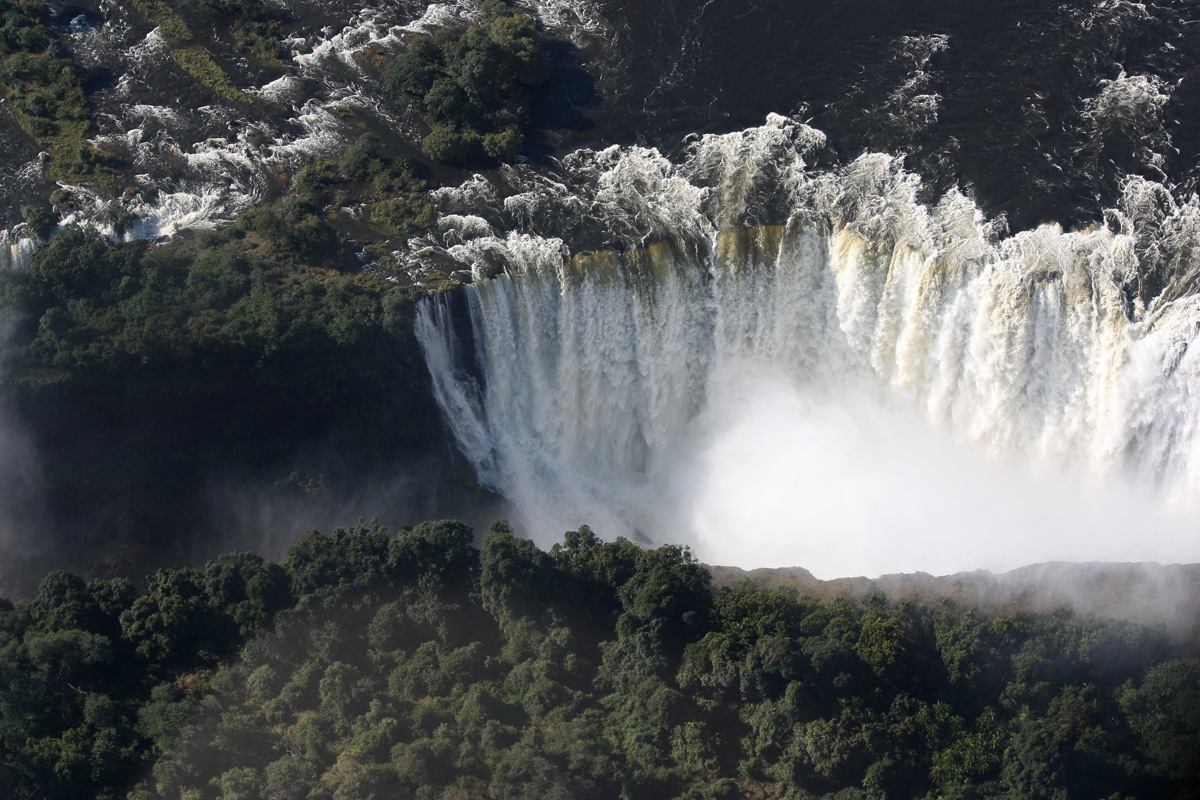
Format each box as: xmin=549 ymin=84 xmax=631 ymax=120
xmin=384 ymin=0 xmax=549 ymax=162
xmin=1 ymin=519 xmax=1197 ymax=800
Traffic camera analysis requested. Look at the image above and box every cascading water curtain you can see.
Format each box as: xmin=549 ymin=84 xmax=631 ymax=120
xmin=415 ymin=116 xmax=1200 ymax=578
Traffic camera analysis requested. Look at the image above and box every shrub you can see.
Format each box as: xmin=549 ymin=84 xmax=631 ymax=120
xmin=384 ymin=6 xmax=548 ymax=163
xmin=371 ymin=197 xmax=433 ymax=236
xmin=21 ymin=205 xmax=55 ymax=239
xmin=422 ymin=125 xmax=480 ymax=163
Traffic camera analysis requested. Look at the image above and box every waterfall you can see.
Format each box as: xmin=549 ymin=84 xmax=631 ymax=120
xmin=0 ymin=227 xmax=41 ymax=271
xmin=416 ymin=115 xmax=1200 ymax=577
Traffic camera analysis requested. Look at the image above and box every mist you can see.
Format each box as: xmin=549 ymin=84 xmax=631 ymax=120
xmin=677 ymin=364 xmax=1200 ymax=579
xmin=0 ymin=394 xmax=45 ymax=586
xmin=197 ymin=451 xmax=511 ymax=565
xmin=465 ymin=355 xmax=1200 ymax=581
xmin=0 ymin=313 xmax=47 ymax=597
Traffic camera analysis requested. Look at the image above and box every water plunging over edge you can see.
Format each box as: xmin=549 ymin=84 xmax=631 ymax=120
xmin=414 ymin=119 xmax=1200 ymax=577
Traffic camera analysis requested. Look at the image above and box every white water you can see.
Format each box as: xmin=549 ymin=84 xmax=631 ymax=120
xmin=416 ymin=115 xmax=1200 ymax=578
xmin=0 ymin=226 xmax=40 ymax=271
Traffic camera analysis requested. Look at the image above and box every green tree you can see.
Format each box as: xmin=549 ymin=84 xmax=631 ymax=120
xmin=383 ymin=6 xmax=549 ymax=163
xmin=1120 ymin=658 xmax=1200 ymax=799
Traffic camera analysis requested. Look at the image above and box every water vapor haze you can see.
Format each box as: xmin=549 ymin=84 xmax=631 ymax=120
xmin=0 ymin=320 xmax=46 ymax=596
xmin=199 ymin=452 xmax=509 ymax=565
xmin=679 ymin=366 xmax=1200 ymax=578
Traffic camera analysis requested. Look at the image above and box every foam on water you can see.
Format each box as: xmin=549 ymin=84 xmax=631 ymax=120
xmin=14 ymin=2 xmax=459 ymax=247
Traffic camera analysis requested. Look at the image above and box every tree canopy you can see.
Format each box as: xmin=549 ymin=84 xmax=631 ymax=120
xmin=1 ymin=520 xmax=1197 ymax=800
xmin=385 ymin=3 xmax=549 ymax=163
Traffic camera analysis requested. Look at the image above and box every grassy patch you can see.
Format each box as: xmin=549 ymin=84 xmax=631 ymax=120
xmin=370 ymin=195 xmax=433 ymax=236
xmin=0 ymin=0 xmax=113 ymax=184
xmin=172 ymin=46 xmax=252 ymax=103
xmin=128 ymin=0 xmax=194 ymax=42
xmin=127 ymin=0 xmax=257 ymax=103
xmin=218 ymin=0 xmax=286 ymax=69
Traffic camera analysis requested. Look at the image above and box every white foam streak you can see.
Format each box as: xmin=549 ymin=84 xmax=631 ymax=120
xmin=518 ymin=0 xmax=612 ymax=47
xmin=290 ymin=10 xmax=406 ymax=75
xmin=55 ymin=2 xmax=457 ymax=242
xmin=396 ymin=1 xmax=483 ymax=34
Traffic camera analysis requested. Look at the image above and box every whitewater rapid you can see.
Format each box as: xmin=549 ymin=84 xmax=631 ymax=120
xmin=415 ymin=115 xmax=1200 ymax=577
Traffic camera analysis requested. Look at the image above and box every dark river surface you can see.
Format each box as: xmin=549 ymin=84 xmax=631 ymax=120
xmin=558 ymin=0 xmax=1200 ymax=231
